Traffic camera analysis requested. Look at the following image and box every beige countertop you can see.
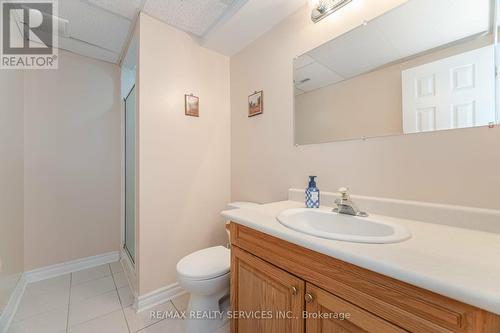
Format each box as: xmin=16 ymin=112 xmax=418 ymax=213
xmin=222 ymin=200 xmax=500 ymax=315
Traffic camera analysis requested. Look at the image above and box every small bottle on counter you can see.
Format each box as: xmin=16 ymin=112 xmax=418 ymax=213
xmin=305 ymin=176 xmax=320 ymax=208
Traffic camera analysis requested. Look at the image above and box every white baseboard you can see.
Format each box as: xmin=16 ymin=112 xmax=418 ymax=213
xmin=25 ymin=251 xmax=120 ymax=283
xmin=136 ymin=283 xmax=186 ymax=313
xmin=0 ymin=274 xmax=27 ymax=333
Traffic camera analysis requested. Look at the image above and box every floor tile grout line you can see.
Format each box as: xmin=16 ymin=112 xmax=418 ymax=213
xmin=64 ymin=265 xmax=122 ymax=331
xmin=121 ymin=309 xmax=133 ymax=333
xmin=12 ymin=275 xmax=72 ymax=325
xmin=12 ymin=265 xmax=121 ymax=332
xmin=65 ymin=273 xmax=72 ymax=333
xmin=67 ymin=276 xmax=117 ymax=306
xmin=19 ymin=264 xmax=181 ymax=333
xmin=66 ymin=309 xmax=127 ymax=331
xmin=170 ymin=299 xmax=182 ymax=314
xmin=65 ymin=265 xmax=122 ymax=331
xmin=111 ymin=263 xmax=132 ymax=333
xmin=135 ymin=318 xmax=168 ymax=333
xmin=11 ymin=304 xmax=70 ymax=326
xmin=71 ymin=265 xmax=113 ymax=287
xmin=110 ymin=261 xmax=124 ymax=276
xmin=135 ymin=299 xmax=183 ymax=332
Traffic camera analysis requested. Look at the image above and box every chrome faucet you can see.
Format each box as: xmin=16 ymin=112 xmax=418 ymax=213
xmin=333 ymin=187 xmax=368 ymax=217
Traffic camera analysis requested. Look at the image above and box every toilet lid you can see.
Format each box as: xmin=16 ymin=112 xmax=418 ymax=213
xmin=176 ymin=246 xmax=230 ymax=280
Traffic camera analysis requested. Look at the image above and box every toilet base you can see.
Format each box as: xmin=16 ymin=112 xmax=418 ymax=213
xmin=176 ymin=246 xmax=231 ymax=333
xmin=183 ymin=289 xmax=229 ymax=333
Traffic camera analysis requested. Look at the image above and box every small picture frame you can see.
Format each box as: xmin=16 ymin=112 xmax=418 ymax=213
xmin=185 ymin=94 xmax=199 ymax=117
xmin=248 ymin=90 xmax=263 ymax=117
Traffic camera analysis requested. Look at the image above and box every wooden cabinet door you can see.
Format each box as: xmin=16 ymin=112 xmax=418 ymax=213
xmin=305 ymin=283 xmax=408 ymax=333
xmin=231 ymin=246 xmax=305 ymax=333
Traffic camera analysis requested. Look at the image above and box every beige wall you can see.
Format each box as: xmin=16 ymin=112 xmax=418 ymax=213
xmin=138 ymin=14 xmax=231 ymax=295
xmin=230 ymin=1 xmax=500 ymax=210
xmin=296 ymin=33 xmax=494 ymax=144
xmin=23 ymin=50 xmax=121 ymax=270
xmin=0 ymin=68 xmax=24 ymax=313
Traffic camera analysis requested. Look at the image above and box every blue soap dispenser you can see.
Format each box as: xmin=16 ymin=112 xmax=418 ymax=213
xmin=305 ymin=176 xmax=320 ymax=208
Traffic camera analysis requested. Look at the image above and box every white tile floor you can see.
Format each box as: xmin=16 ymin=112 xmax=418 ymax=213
xmin=8 ymin=262 xmax=229 ymax=333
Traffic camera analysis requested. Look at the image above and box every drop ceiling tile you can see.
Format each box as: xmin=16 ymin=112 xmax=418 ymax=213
xmin=59 ymin=0 xmax=131 ymax=53
xmin=375 ymin=0 xmax=490 ymax=59
xmin=294 ymin=62 xmax=344 ymax=92
xmin=200 ymin=0 xmax=306 ymax=56
xmin=86 ymin=0 xmax=142 ymax=20
xmin=294 ymin=54 xmax=315 ymax=70
xmin=59 ymin=37 xmax=120 ymax=63
xmin=143 ymin=0 xmax=236 ymax=36
xmin=307 ymin=23 xmax=398 ymax=79
xmin=303 ymin=0 xmax=491 ymax=82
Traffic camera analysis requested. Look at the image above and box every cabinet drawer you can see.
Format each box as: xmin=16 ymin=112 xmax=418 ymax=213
xmin=230 ymin=223 xmax=498 ymax=333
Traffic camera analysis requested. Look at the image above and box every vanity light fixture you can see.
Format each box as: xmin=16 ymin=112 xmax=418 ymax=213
xmin=310 ymin=0 xmax=352 ymax=23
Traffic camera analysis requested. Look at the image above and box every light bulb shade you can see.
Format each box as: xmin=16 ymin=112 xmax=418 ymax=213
xmin=311 ymin=0 xmax=352 ymax=23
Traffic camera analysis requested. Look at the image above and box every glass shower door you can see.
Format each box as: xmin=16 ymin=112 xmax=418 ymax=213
xmin=124 ymin=86 xmax=136 ymax=263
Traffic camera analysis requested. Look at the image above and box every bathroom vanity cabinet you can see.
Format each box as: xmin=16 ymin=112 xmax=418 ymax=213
xmin=229 ymin=223 xmax=500 ymax=333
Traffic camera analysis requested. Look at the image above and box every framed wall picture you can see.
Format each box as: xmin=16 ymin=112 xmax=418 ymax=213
xmin=185 ymin=94 xmax=199 ymax=117
xmin=248 ymin=90 xmax=263 ymax=117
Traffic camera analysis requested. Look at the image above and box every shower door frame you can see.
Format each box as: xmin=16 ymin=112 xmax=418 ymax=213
xmin=124 ymin=84 xmax=136 ymax=264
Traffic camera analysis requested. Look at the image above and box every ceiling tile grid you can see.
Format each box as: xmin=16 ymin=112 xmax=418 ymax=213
xmin=51 ymin=0 xmax=250 ymax=63
xmin=86 ymin=0 xmax=142 ymax=20
xmin=32 ymin=0 xmax=491 ymax=66
xmin=296 ymin=0 xmax=491 ymax=94
xmin=294 ymin=61 xmax=344 ymax=92
xmin=60 ymin=0 xmax=132 ymax=54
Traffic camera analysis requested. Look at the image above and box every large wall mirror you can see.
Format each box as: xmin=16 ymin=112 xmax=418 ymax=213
xmin=294 ymin=0 xmax=498 ymax=145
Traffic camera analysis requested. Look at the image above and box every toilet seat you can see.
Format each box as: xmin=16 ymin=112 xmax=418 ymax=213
xmin=176 ymin=246 xmax=230 ymax=281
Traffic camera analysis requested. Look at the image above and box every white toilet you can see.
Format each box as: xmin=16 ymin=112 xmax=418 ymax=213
xmin=176 ymin=202 xmax=258 ymax=333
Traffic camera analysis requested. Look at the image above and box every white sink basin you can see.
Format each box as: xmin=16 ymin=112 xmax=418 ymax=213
xmin=276 ymin=208 xmax=411 ymax=244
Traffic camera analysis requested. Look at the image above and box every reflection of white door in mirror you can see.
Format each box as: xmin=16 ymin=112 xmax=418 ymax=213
xmin=402 ymin=45 xmax=495 ymax=134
